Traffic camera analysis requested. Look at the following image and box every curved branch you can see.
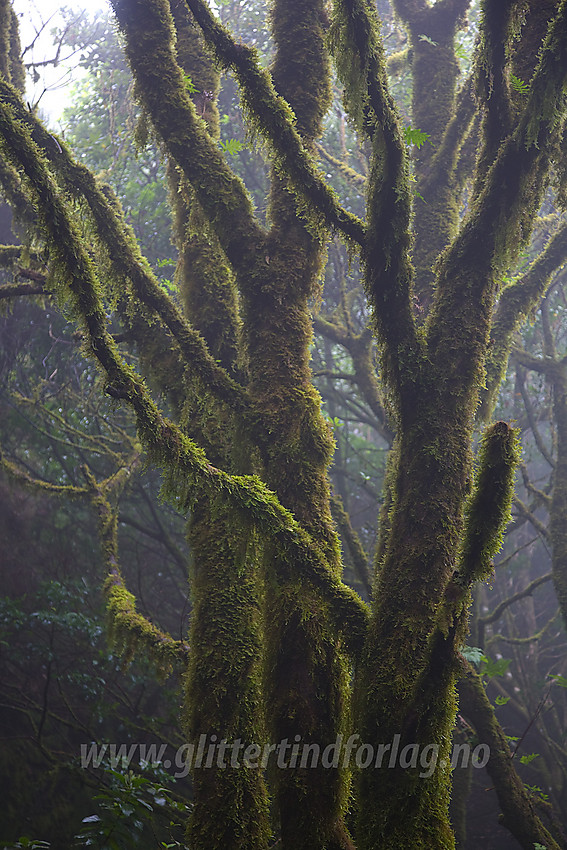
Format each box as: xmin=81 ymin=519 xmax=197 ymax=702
xmin=114 ymin=0 xmax=365 ymax=249
xmin=427 ymin=0 xmax=567 ymax=408
xmin=482 ymin=219 xmax=567 ymax=417
xmin=487 ymin=610 xmax=559 ymax=645
xmin=512 ymin=347 xmax=554 ymax=375
xmin=0 ymin=103 xmax=369 ymax=655
xmin=459 ymin=660 xmax=562 ymax=850
xmin=480 ymin=572 xmax=553 ymax=626
xmin=84 ymin=464 xmax=190 ymax=672
xmin=0 ymin=77 xmax=251 ymax=424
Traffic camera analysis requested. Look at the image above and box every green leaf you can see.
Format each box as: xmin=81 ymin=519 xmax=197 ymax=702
xmin=461 ymin=645 xmax=485 ymax=665
xmin=181 ymin=73 xmax=199 ymax=95
xmin=524 ymin=784 xmax=548 ymax=801
xmin=418 ymin=34 xmax=437 ymax=47
xmin=519 ymin=753 xmax=539 ymax=765
xmin=549 ymin=673 xmax=567 ymax=688
xmin=481 ymin=654 xmax=511 ymax=677
xmin=403 ymin=126 xmax=431 ymax=149
xmin=510 ymin=75 xmax=529 ymax=95
xmin=219 ymin=138 xmax=244 ymax=156
xmin=495 ymin=694 xmax=510 ymax=706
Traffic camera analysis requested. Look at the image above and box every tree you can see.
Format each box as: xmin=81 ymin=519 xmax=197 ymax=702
xmin=1 ymin=0 xmax=567 ymax=848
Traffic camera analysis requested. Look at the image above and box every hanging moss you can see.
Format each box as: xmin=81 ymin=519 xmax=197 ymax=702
xmin=87 ymin=468 xmax=189 ymax=675
xmin=180 ymin=0 xmax=366 ymax=246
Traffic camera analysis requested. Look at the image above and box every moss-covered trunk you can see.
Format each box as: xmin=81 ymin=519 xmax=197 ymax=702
xmin=4 ymin=0 xmax=567 ymax=846
xmin=240 ymin=3 xmax=353 ymax=844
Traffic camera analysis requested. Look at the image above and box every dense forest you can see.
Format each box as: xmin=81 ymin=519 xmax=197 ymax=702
xmin=0 ymin=0 xmax=566 ymax=848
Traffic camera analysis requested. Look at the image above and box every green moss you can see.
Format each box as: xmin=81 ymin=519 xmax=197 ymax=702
xmin=181 ymin=0 xmax=366 ymax=246
xmin=0 ymin=0 xmax=11 ymax=82
xmin=184 ymin=500 xmax=271 ymax=849
xmin=458 ymin=421 xmax=520 ymax=586
xmin=171 ymin=2 xmax=221 ymax=139
xmin=391 ymin=0 xmax=475 ymax=307
xmin=8 ymin=8 xmax=25 ymax=93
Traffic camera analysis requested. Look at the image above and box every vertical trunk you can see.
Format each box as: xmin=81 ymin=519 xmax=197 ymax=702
xmin=168 ymin=8 xmax=270 ymax=847
xmin=239 ymin=2 xmax=353 ymax=845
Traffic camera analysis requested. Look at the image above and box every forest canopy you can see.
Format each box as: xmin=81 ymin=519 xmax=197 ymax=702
xmin=1 ymin=0 xmax=567 ymax=848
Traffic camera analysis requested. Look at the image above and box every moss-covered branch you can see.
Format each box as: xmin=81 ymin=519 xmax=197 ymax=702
xmin=389 ymin=0 xmax=472 ymax=307
xmin=459 ymin=661 xmax=562 ymax=850
xmin=487 ymin=610 xmax=559 ymax=645
xmin=83 ymin=464 xmax=190 ymax=673
xmin=457 ymin=421 xmax=520 ymax=588
xmin=419 ymin=73 xmax=476 ymax=199
xmin=1 ymin=442 xmax=184 ymax=671
xmin=316 ymin=142 xmax=366 ymax=187
xmin=0 ymin=0 xmax=11 ymax=81
xmin=436 ymin=422 xmax=519 ymax=644
xmin=0 ymin=280 xmax=46 ymax=298
xmin=111 ymin=0 xmax=271 ymax=263
xmin=0 ymin=450 xmax=88 ymax=497
xmin=0 ymin=152 xmax=39 ymax=231
xmin=331 ymin=492 xmax=372 ymax=597
xmin=512 ymin=347 xmax=556 ymax=375
xmin=176 ymin=0 xmax=366 ymax=247
xmin=329 ymin=0 xmax=421 ymax=409
xmin=0 ymin=95 xmax=369 ymax=655
xmin=0 ymin=243 xmax=22 ymax=265
xmin=473 ymin=0 xmax=518 ymax=193
xmin=0 ymin=77 xmax=250 ymax=423
xmin=482 ymin=220 xmax=567 ymax=417
xmin=427 ymin=0 xmax=567 ymax=411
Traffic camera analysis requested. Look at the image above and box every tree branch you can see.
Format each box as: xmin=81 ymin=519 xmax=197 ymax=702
xmin=0 ymin=98 xmax=369 ymax=654
xmin=0 ymin=77 xmax=251 ymax=424
xmin=459 ymin=660 xmax=562 ymax=850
